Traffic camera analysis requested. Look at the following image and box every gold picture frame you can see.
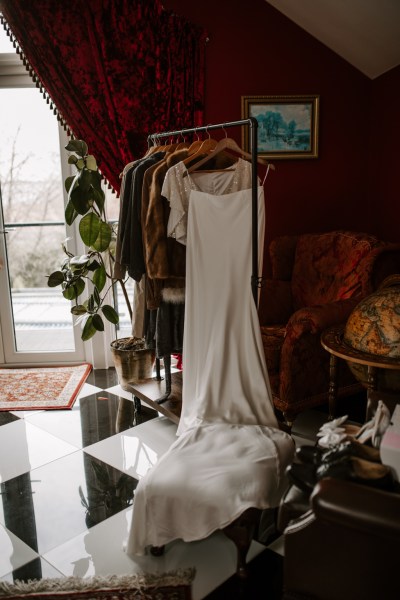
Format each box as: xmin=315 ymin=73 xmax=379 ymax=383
xmin=241 ymin=94 xmax=319 ymax=159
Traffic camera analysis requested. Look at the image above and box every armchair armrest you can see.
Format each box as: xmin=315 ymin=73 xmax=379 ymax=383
xmin=286 ymin=296 xmax=361 ymax=337
xmin=283 ymin=478 xmax=400 ymax=600
xmin=276 ymin=297 xmax=362 ymax=416
xmin=310 ymin=477 xmax=400 ymax=541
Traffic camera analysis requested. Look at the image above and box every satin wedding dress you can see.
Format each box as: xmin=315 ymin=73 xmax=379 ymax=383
xmin=126 ymin=165 xmax=294 ymax=555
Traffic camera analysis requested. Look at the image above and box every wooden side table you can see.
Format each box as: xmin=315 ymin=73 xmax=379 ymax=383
xmin=321 ymin=325 xmax=400 ymax=420
xmin=127 ymin=371 xmax=182 ymax=425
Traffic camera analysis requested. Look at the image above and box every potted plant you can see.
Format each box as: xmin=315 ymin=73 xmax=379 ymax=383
xmin=47 ymin=139 xmax=155 ymax=388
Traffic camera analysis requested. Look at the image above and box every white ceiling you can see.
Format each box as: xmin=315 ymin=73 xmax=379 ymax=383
xmin=265 ymin=0 xmax=400 ymax=79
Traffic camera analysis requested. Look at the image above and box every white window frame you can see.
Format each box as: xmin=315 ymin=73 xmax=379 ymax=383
xmin=0 ymin=48 xmax=116 ymax=368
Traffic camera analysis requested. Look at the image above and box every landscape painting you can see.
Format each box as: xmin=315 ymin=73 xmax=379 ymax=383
xmin=241 ymin=95 xmax=319 ymax=159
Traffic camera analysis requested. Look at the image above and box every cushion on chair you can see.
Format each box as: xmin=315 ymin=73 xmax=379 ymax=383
xmin=291 ymin=231 xmax=380 ymax=310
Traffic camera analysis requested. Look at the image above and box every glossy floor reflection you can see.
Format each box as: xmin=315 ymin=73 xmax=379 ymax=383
xmin=0 ymin=367 xmax=345 ymax=599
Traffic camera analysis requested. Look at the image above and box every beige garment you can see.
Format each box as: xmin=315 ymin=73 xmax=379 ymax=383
xmin=131 ymin=276 xmax=146 ymax=338
xmin=142 ymin=149 xmax=188 ymax=309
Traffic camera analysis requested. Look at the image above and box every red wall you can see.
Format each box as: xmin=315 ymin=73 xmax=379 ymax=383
xmin=369 ymin=65 xmax=400 ymax=243
xmin=166 ymin=0 xmax=388 ymax=260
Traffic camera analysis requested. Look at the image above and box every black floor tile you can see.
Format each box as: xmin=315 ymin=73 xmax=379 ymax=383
xmin=1 ymin=557 xmax=63 ymax=583
xmin=0 ymin=412 xmax=21 ymax=427
xmin=23 ymin=392 xmax=158 ymax=449
xmin=0 ymin=453 xmax=138 ymax=555
xmin=86 ymin=368 xmax=119 ymax=389
xmin=312 ymin=390 xmax=367 ymax=424
xmin=204 ymin=548 xmax=283 ymax=599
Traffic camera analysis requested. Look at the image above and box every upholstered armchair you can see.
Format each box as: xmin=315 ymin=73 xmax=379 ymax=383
xmin=258 ymin=230 xmax=400 ymax=425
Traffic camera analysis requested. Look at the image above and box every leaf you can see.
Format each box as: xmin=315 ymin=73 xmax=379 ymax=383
xmin=65 ymin=199 xmax=78 ymax=226
xmin=79 ymin=168 xmax=98 ymax=192
xmin=86 ymin=155 xmax=97 ymax=171
xmin=87 ymin=258 xmax=101 ymax=272
xmin=71 ymin=304 xmax=87 ymax=315
xmin=91 ymin=186 xmax=105 ymax=214
xmin=65 ymin=174 xmax=77 ymax=193
xmin=76 ymin=158 xmax=85 ymax=170
xmin=102 ymin=304 xmax=119 ymax=324
xmin=92 ymin=265 xmax=106 ymax=291
xmin=93 ymin=220 xmax=112 ymax=252
xmin=68 ymin=155 xmax=78 ymax=165
xmin=93 ymin=286 xmax=101 ymax=306
xmin=79 ymin=213 xmax=101 ymax=247
xmin=65 ymin=139 xmax=88 ymax=157
xmin=63 ymin=277 xmax=85 ymax=300
xmin=87 ymin=294 xmax=96 ymax=312
xmin=47 ymin=271 xmax=65 ymax=287
xmin=70 ymin=185 xmax=91 ymax=215
xmin=92 ymin=314 xmax=105 ymax=331
xmin=69 ymin=254 xmax=91 ymax=268
xmin=82 ymin=315 xmax=97 ymax=341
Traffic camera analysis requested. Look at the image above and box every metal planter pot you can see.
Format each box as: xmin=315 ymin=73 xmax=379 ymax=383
xmin=110 ymin=337 xmax=155 ymax=391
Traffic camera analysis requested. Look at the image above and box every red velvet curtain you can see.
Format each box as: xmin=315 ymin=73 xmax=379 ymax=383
xmin=0 ymin=0 xmax=206 ymax=192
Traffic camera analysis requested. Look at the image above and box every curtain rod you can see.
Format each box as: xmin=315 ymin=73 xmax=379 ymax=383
xmin=147 ymin=117 xmax=258 ymax=142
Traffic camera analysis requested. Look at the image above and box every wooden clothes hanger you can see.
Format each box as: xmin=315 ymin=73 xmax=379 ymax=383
xmin=183 ymin=135 xmax=275 ymax=176
xmin=182 ymin=127 xmax=218 ymax=165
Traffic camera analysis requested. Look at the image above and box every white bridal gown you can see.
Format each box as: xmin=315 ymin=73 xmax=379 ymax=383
xmin=126 ymin=162 xmax=294 ymax=556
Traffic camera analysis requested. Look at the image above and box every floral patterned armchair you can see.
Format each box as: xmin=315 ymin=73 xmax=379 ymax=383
xmin=258 ymin=230 xmax=400 ymax=425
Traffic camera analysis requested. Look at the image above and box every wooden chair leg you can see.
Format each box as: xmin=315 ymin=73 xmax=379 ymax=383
xmin=223 ymin=508 xmax=261 ymax=578
xmin=150 ymin=545 xmax=165 ymax=556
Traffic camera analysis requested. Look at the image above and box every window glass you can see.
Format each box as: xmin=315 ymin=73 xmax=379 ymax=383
xmin=0 ymin=23 xmax=15 ymax=53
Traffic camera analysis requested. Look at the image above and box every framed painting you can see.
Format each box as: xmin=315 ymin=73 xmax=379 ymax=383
xmin=241 ymin=94 xmax=319 ymax=159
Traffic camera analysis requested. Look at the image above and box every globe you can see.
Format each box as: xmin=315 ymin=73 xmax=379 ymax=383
xmin=343 ymin=275 xmax=400 ymax=391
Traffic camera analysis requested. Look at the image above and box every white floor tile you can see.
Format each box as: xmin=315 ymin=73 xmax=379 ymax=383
xmin=43 ymin=508 xmax=141 ymax=578
xmin=0 ymin=524 xmax=38 ymax=578
xmin=107 ymin=384 xmax=163 ymax=414
xmin=24 ymin=408 xmax=86 ymax=449
xmin=84 ymin=416 xmax=177 ymax=479
xmin=0 ymin=420 xmax=79 ymax=483
xmin=106 ymin=385 xmax=133 ymax=401
xmin=1 ymin=558 xmax=64 ymax=583
xmin=76 ymin=383 xmax=102 ymax=400
xmin=43 ymin=506 xmax=264 ymax=600
xmin=10 ymin=409 xmax=45 ymax=419
xmin=267 ymin=534 xmax=285 ymax=557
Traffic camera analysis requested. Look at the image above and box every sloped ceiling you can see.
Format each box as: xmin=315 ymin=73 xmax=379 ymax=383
xmin=265 ymin=0 xmax=400 ymax=79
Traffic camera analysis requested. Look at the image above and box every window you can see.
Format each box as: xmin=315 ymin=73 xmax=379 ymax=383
xmin=0 ymin=23 xmax=131 ymax=364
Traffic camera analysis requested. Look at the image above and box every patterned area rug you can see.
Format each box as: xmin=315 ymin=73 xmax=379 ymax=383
xmin=0 ymin=569 xmax=195 ymax=599
xmin=0 ymin=364 xmax=92 ymax=411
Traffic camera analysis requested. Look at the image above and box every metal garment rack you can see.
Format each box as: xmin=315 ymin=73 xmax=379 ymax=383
xmin=146 ymin=117 xmax=261 ymax=404
xmin=148 ymin=117 xmax=261 ymax=304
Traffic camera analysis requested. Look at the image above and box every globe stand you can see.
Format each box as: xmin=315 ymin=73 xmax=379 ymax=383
xmin=321 ymin=325 xmax=400 ymax=421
